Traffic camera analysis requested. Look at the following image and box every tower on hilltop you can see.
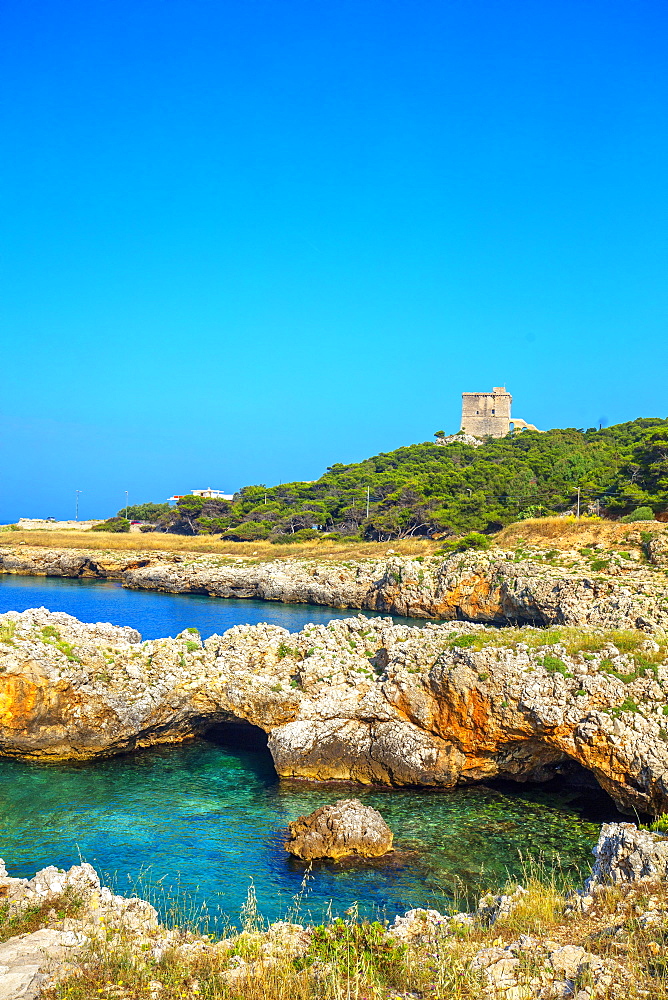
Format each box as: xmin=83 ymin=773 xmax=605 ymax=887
xmin=460 ymin=387 xmax=538 ymax=438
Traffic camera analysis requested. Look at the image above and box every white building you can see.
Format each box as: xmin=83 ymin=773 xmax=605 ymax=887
xmin=166 ymin=489 xmax=234 ymax=503
xmin=191 ymin=487 xmax=234 ymax=500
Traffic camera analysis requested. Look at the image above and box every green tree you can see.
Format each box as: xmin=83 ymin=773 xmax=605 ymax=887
xmin=124 ymin=417 xmax=668 ymax=541
xmin=117 ymin=503 xmax=171 ymax=523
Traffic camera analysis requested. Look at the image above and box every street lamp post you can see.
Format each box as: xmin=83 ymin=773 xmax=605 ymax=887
xmin=125 ymin=491 xmax=129 ymax=520
xmin=75 ymin=490 xmax=82 ymax=521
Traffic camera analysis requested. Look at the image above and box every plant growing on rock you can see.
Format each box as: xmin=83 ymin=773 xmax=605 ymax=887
xmin=437 ymin=531 xmax=492 ymax=554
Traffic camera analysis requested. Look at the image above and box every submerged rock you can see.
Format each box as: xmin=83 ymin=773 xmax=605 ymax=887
xmin=285 ymin=798 xmax=393 ymax=860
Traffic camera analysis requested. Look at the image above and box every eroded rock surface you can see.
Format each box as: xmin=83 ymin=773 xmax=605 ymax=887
xmin=3 ymin=608 xmax=668 ymax=812
xmin=0 ymin=856 xmax=310 ymax=996
xmin=285 ymin=798 xmax=393 ymax=860
xmin=3 ymin=541 xmax=668 ymax=629
xmin=585 ymin=821 xmax=668 ymax=890
xmin=470 ymin=935 xmax=629 ymax=999
xmin=0 ymin=858 xmax=158 ymax=999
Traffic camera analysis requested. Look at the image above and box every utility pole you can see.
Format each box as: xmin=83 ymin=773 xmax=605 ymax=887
xmin=576 ymin=487 xmax=581 ymax=519
xmin=125 ymin=491 xmax=129 ymax=519
xmin=75 ymin=490 xmax=81 ymax=521
xmin=366 ymin=486 xmax=370 ymax=519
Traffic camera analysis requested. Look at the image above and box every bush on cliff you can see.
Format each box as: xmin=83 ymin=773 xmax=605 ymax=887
xmin=222 ymin=520 xmax=271 ymax=541
xmin=437 ymin=531 xmax=492 ymax=554
xmin=270 ymin=528 xmax=320 ymax=544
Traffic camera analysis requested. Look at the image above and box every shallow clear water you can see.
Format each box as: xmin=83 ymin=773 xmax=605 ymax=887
xmin=0 ymin=742 xmax=611 ymax=928
xmin=0 ymin=573 xmax=619 ymax=928
xmin=0 ymin=573 xmax=417 ymax=639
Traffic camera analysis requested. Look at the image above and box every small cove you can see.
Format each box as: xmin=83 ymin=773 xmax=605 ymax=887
xmin=0 ymin=572 xmax=419 ymax=637
xmin=0 ymin=573 xmax=622 ymax=927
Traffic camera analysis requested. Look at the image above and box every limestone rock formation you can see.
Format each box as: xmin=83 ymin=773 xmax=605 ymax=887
xmin=648 ymin=532 xmax=668 ymax=570
xmin=584 ymin=821 xmax=668 ymax=889
xmin=389 ymin=823 xmax=657 ymax=998
xmin=3 ymin=607 xmax=668 ymax=812
xmin=285 ymin=798 xmax=393 ymax=860
xmin=0 ymin=855 xmax=310 ymax=996
xmin=470 ymin=935 xmax=629 ymax=999
xmin=0 ymin=857 xmax=159 ymax=999
xmin=3 ymin=539 xmax=668 ymax=629
xmin=0 ymin=928 xmax=85 ymax=1000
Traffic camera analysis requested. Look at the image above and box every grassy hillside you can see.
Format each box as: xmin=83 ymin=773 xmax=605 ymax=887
xmin=121 ymin=417 xmax=668 ymax=541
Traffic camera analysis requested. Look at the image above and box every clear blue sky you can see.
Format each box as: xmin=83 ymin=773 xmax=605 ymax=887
xmin=1 ymin=0 xmax=667 ymax=522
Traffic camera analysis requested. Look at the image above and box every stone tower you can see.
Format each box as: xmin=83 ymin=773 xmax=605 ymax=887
xmin=461 ymin=387 xmax=537 ymax=438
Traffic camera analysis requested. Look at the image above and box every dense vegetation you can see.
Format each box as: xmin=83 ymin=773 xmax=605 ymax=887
xmin=118 ymin=418 xmax=668 ymax=541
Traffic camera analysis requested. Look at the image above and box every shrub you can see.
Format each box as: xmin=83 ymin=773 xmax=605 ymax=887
xmin=646 ymin=814 xmax=668 ymax=833
xmin=298 ymin=918 xmax=408 ymax=990
xmin=590 ymin=558 xmax=610 ymax=572
xmin=90 ymin=517 xmax=131 ymax=533
xmin=539 ymin=654 xmax=571 ymax=676
xmin=611 ymin=697 xmax=640 ymax=716
xmin=277 ymin=643 xmax=299 ymax=659
xmin=517 ymin=505 xmax=547 ymax=520
xmin=0 ymin=622 xmax=16 ymax=646
xmin=270 ymin=528 xmax=320 ymax=544
xmin=620 ymin=506 xmax=655 ymax=523
xmin=450 ymin=635 xmax=479 ymax=648
xmin=438 ymin=532 xmax=492 ymax=554
xmin=222 ymin=520 xmax=271 ymax=541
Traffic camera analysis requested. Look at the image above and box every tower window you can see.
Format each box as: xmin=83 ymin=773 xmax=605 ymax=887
xmin=492 ymin=409 xmax=495 ymax=414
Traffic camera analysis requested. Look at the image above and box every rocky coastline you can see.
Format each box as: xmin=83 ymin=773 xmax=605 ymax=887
xmin=4 ymin=537 xmax=668 ymax=995
xmin=3 ymin=821 xmax=668 ymax=999
xmin=2 ymin=606 xmax=668 ymax=814
xmin=1 ymin=535 xmax=668 ymax=629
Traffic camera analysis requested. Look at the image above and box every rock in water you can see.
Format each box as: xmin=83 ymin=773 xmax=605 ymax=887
xmin=285 ymin=798 xmax=393 ymax=860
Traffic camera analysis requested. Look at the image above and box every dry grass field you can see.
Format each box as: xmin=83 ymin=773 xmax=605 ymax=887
xmin=3 ymin=517 xmax=666 ymax=563
xmin=496 ymin=516 xmax=667 ymax=551
xmin=0 ymin=529 xmax=440 ymax=562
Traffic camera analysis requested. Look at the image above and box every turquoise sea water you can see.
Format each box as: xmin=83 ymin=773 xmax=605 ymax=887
xmin=0 ymin=743 xmax=610 ymax=928
xmin=0 ymin=573 xmax=417 ymax=638
xmin=0 ymin=573 xmax=619 ymax=927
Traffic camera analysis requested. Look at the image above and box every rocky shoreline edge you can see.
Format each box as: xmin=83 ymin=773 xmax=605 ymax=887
xmin=3 ymin=606 xmax=668 ymax=814
xmin=2 ymin=821 xmax=668 ymax=999
xmin=2 ymin=534 xmax=668 ymax=628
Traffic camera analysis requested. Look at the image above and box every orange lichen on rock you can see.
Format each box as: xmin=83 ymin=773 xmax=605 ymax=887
xmin=2 ymin=607 xmax=668 ymax=813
